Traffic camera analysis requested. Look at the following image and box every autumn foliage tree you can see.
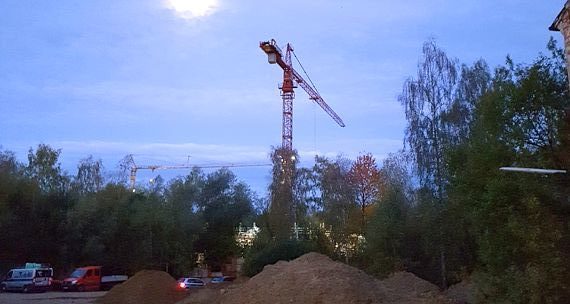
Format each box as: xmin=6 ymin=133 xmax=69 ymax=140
xmin=347 ymin=153 xmax=381 ymax=233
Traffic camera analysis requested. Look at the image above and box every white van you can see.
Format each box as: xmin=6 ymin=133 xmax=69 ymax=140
xmin=1 ymin=267 xmax=53 ymax=293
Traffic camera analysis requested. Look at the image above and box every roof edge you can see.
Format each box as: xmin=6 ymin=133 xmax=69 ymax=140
xmin=550 ymin=1 xmax=570 ymax=31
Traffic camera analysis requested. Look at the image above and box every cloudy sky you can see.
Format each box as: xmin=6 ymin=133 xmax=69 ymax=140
xmin=0 ymin=0 xmax=565 ymax=194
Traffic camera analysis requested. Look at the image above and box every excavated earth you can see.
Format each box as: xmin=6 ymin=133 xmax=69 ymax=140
xmin=180 ymin=252 xmax=452 ymax=304
xmin=96 ymin=270 xmax=187 ymax=304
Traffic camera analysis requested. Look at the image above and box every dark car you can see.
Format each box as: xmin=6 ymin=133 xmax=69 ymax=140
xmin=209 ymin=276 xmax=235 ymax=284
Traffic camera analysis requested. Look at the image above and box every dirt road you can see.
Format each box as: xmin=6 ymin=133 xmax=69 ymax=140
xmin=0 ymin=291 xmax=106 ymax=304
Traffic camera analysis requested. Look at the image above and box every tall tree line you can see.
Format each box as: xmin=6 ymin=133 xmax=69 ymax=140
xmin=0 ymin=145 xmax=255 ymax=278
xmin=369 ymin=38 xmax=570 ymax=302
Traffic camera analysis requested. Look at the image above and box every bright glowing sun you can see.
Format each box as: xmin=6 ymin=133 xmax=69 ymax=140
xmin=166 ymin=0 xmax=219 ymax=18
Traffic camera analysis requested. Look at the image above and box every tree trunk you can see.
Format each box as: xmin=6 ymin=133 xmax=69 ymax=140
xmin=440 ymin=246 xmax=447 ymax=289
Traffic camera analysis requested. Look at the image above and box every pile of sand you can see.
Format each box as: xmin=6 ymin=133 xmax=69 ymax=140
xmin=444 ymin=279 xmax=475 ymax=304
xmin=213 ymin=252 xmax=449 ymax=304
xmin=97 ymin=270 xmax=187 ymax=304
xmin=382 ymin=271 xmax=440 ymax=298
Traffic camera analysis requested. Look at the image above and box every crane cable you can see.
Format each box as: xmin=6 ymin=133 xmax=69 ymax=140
xmin=292 ymin=49 xmax=319 ymax=158
xmin=292 ymin=50 xmax=320 ymax=96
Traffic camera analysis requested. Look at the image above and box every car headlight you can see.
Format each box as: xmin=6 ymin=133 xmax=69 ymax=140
xmin=71 ymin=280 xmax=77 ymax=285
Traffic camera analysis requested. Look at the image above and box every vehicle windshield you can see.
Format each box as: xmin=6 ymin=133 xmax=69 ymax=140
xmin=69 ymin=269 xmax=86 ymax=278
xmin=35 ymin=269 xmax=52 ymax=278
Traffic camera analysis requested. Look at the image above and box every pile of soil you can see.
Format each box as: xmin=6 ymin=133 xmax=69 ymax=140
xmin=444 ymin=279 xmax=475 ymax=304
xmin=97 ymin=270 xmax=187 ymax=304
xmin=382 ymin=271 xmax=440 ymax=298
xmin=214 ymin=252 xmax=449 ymax=304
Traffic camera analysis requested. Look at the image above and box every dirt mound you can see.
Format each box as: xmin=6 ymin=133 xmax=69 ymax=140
xmin=444 ymin=279 xmax=475 ymax=304
xmin=382 ymin=272 xmax=440 ymax=298
xmin=217 ymin=252 xmax=448 ymax=304
xmin=97 ymin=270 xmax=187 ymax=304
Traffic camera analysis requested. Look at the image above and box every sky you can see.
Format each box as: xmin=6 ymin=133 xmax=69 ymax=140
xmin=0 ymin=0 xmax=565 ymax=195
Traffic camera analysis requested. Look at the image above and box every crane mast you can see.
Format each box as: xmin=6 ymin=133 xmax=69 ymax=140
xmin=260 ymin=39 xmax=345 ymax=150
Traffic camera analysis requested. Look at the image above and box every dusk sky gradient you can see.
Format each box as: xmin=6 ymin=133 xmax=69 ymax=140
xmin=0 ymin=0 xmax=565 ymax=194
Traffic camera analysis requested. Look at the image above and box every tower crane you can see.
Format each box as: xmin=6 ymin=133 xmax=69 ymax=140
xmin=129 ymin=162 xmax=270 ymax=191
xmin=260 ymin=39 xmax=345 ymax=150
xmin=260 ymin=39 xmax=345 ymax=234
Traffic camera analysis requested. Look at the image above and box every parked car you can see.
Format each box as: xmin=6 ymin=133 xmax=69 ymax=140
xmin=0 ymin=267 xmax=53 ymax=293
xmin=62 ymin=266 xmax=128 ymax=291
xmin=177 ymin=277 xmax=205 ymax=289
xmin=209 ymin=276 xmax=235 ymax=284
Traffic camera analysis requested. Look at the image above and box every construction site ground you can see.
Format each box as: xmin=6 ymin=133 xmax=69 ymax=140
xmin=0 ymin=291 xmax=106 ymax=304
xmin=0 ymin=252 xmax=471 ymax=304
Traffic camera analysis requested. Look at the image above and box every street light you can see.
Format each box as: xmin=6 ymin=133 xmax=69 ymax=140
xmin=499 ymin=167 xmax=567 ymax=174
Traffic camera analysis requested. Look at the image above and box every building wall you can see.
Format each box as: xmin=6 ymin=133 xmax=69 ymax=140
xmin=553 ymin=3 xmax=570 ymax=87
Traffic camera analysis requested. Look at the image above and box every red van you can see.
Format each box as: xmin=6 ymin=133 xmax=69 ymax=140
xmin=62 ymin=266 xmax=127 ymax=291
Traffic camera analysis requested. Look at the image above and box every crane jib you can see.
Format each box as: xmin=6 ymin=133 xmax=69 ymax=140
xmin=260 ymin=38 xmax=345 ymax=149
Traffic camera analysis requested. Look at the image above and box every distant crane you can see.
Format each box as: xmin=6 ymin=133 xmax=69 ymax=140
xmin=129 ymin=160 xmax=270 ymax=191
xmin=260 ymin=39 xmax=345 ymax=151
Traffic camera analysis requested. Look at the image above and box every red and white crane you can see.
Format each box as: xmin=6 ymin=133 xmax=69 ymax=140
xmin=260 ymin=39 xmax=345 ymax=150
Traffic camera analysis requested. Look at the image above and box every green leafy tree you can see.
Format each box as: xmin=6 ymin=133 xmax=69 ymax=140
xmin=449 ymin=40 xmax=570 ymax=303
xmin=26 ymin=144 xmax=68 ymax=193
xmin=0 ymin=149 xmax=25 ymax=271
xmin=399 ymin=40 xmax=460 ymax=287
xmin=293 ymin=167 xmax=319 ymax=221
xmin=444 ymin=59 xmax=492 ymax=144
xmin=72 ymin=155 xmax=104 ymax=195
xmin=312 ymin=155 xmax=357 ymax=258
xmin=364 ymin=152 xmax=411 ymax=277
xmin=162 ymin=170 xmax=204 ymax=276
xmin=267 ymin=147 xmax=299 ymax=239
xmin=194 ymin=169 xmax=255 ymax=271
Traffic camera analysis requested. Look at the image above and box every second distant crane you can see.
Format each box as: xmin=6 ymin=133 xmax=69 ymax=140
xmin=130 ymin=162 xmax=271 ymax=191
xmin=260 ymin=39 xmax=345 ymax=150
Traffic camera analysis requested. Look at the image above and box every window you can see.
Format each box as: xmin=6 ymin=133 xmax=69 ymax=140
xmin=35 ymin=269 xmax=52 ymax=278
xmin=94 ymin=269 xmax=100 ymax=276
xmin=69 ymin=269 xmax=86 ymax=278
xmin=86 ymin=269 xmax=93 ymax=277
xmin=13 ymin=270 xmax=32 ymax=279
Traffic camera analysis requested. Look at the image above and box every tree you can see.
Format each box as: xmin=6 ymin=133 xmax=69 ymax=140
xmin=73 ymin=156 xmax=104 ymax=195
xmin=267 ymin=147 xmax=299 ymax=239
xmin=313 ymin=155 xmax=357 ymax=257
xmin=347 ymin=153 xmax=381 ymax=233
xmin=293 ymin=167 xmax=319 ymax=221
xmin=194 ymin=169 xmax=255 ymax=270
xmin=443 ymin=59 xmax=492 ymax=145
xmin=162 ymin=169 xmax=204 ymax=276
xmin=399 ymin=40 xmax=463 ymax=288
xmin=448 ymin=42 xmax=570 ymax=303
xmin=114 ymin=154 xmax=135 ymax=186
xmin=364 ymin=152 xmax=412 ymax=276
xmin=0 ymin=149 xmax=25 ymax=269
xmin=400 ymin=40 xmax=457 ymax=197
xmin=26 ymin=144 xmax=68 ymax=193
